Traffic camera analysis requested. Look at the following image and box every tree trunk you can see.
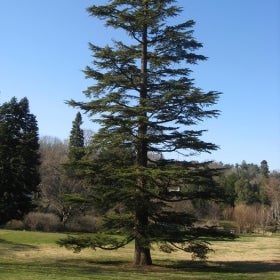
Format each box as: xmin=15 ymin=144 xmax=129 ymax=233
xmin=134 ymin=207 xmax=152 ymax=265
xmin=134 ymin=238 xmax=152 ymax=265
xmin=133 ymin=2 xmax=152 ymax=266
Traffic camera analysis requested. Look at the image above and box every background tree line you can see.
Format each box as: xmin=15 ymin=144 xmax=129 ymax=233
xmin=1 ymin=96 xmax=279 ymax=257
xmin=1 ymin=100 xmax=278 ymax=235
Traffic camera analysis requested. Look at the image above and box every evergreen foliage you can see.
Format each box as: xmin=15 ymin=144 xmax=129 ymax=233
xmin=216 ymin=160 xmax=271 ymax=206
xmin=260 ymin=160 xmax=269 ymax=179
xmin=0 ymin=97 xmax=40 ymax=224
xmin=68 ymin=112 xmax=85 ymax=162
xmin=60 ymin=0 xmax=234 ymax=265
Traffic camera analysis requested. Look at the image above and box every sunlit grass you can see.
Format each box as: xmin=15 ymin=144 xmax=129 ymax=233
xmin=0 ymin=229 xmax=280 ymax=279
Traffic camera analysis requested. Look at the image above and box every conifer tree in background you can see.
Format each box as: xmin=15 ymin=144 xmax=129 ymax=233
xmin=62 ymin=112 xmax=87 ymax=221
xmin=0 ymin=97 xmax=40 ymax=224
xmin=68 ymin=112 xmax=85 ymax=162
xmin=260 ymin=160 xmax=270 ymax=204
xmin=260 ymin=160 xmax=269 ymax=179
xmin=60 ymin=0 xmax=234 ymax=265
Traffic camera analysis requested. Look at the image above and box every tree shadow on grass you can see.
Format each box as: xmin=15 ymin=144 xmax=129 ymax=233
xmin=58 ymin=256 xmax=280 ymax=275
xmin=0 ymin=261 xmax=103 ymax=277
xmin=0 ymin=238 xmax=38 ymax=256
xmin=60 ymin=258 xmax=128 ymax=268
xmin=166 ymin=260 xmax=280 ymax=274
xmin=55 ymin=258 xmax=127 ymax=276
xmin=55 ymin=259 xmax=280 ymax=279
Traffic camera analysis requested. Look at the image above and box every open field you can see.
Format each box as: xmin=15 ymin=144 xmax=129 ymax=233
xmin=0 ymin=229 xmax=279 ymax=279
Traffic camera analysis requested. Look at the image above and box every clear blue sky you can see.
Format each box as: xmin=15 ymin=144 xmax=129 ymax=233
xmin=0 ymin=0 xmax=279 ymax=171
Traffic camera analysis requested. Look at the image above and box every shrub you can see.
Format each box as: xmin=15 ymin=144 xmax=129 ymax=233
xmin=223 ymin=206 xmax=234 ymax=220
xmin=24 ymin=212 xmax=61 ymax=232
xmin=234 ymin=204 xmax=262 ymax=233
xmin=233 ymin=204 xmax=275 ymax=234
xmin=5 ymin=219 xmax=25 ymax=230
xmin=66 ymin=215 xmax=99 ymax=233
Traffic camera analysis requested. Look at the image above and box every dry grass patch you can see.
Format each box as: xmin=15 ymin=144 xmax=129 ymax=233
xmin=1 ymin=230 xmax=280 ymax=279
xmin=208 ymin=235 xmax=280 ymax=262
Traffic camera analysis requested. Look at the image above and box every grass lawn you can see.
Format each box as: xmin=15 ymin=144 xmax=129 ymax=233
xmin=0 ymin=229 xmax=279 ymax=279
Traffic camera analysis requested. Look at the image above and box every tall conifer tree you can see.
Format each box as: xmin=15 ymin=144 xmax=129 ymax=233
xmin=60 ymin=0 xmax=233 ymax=265
xmin=68 ymin=112 xmax=85 ymax=162
xmin=0 ymin=97 xmax=40 ymax=224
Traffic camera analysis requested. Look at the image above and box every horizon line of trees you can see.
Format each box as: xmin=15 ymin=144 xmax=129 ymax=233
xmin=7 ymin=129 xmax=280 ymax=235
xmin=1 ymin=97 xmax=279 ymax=232
xmin=1 ymin=97 xmax=279 ymax=236
xmin=1 ymin=96 xmax=280 ymax=263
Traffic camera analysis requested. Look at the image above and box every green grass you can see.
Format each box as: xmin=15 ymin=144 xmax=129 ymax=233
xmin=0 ymin=229 xmax=65 ymax=244
xmin=0 ymin=229 xmax=280 ymax=279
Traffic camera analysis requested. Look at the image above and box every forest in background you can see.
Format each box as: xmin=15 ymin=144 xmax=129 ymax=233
xmin=36 ymin=135 xmax=280 ymax=235
xmin=1 ymin=98 xmax=279 ymax=236
xmin=4 ymin=132 xmax=279 ymax=236
xmin=0 ymin=96 xmax=279 ymax=265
